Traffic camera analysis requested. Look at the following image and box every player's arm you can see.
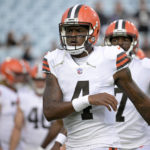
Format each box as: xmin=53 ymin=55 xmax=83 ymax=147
xmin=113 ymin=67 xmax=150 ymax=125
xmin=39 ymin=119 xmax=64 ymax=149
xmin=43 ymin=73 xmax=75 ymax=121
xmin=51 ymin=127 xmax=67 ymax=150
xmin=9 ymin=105 xmax=24 ymax=150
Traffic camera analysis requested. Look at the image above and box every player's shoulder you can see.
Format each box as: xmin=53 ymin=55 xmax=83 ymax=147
xmin=44 ymin=48 xmax=65 ymax=61
xmin=0 ymin=84 xmax=17 ymax=99
xmin=140 ymin=57 xmax=150 ymax=69
xmin=100 ymin=45 xmax=125 ymax=60
xmin=0 ymin=84 xmax=12 ymax=93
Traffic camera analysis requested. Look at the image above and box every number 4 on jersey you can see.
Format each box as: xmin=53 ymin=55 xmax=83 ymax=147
xmin=71 ymin=81 xmax=93 ymax=120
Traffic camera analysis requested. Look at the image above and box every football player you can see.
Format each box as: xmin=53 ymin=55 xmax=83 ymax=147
xmin=9 ymin=64 xmax=63 ymax=150
xmin=104 ymin=19 xmax=150 ymax=150
xmin=0 ymin=58 xmax=29 ymax=150
xmin=42 ymin=4 xmax=150 ymax=150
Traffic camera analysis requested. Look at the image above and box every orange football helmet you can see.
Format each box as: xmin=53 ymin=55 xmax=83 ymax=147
xmin=104 ymin=19 xmax=139 ymax=55
xmin=1 ymin=58 xmax=24 ymax=84
xmin=59 ymin=4 xmax=100 ymax=55
xmin=31 ymin=64 xmax=46 ymax=79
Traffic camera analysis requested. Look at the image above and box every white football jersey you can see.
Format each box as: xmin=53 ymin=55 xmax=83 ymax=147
xmin=0 ymin=84 xmax=18 ymax=149
xmin=115 ymin=56 xmax=150 ymax=149
xmin=43 ymin=46 xmax=130 ymax=149
xmin=18 ymin=90 xmax=51 ymax=148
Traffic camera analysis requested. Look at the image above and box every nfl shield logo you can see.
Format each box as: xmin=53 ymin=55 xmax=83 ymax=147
xmin=77 ymin=68 xmax=83 ymax=74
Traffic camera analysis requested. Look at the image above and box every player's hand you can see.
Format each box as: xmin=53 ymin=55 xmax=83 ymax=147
xmin=88 ymin=93 xmax=118 ymax=111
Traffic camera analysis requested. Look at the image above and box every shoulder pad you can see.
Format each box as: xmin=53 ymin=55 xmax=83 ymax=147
xmin=104 ymin=45 xmax=124 ymax=60
xmin=141 ymin=58 xmax=150 ymax=69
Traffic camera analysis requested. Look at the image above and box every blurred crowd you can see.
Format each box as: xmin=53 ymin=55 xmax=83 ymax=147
xmin=0 ymin=0 xmax=149 ymax=66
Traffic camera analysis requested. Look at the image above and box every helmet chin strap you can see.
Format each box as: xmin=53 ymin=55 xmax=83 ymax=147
xmin=83 ymin=49 xmax=89 ymax=55
xmin=126 ymin=40 xmax=137 ymax=56
xmin=126 ymin=44 xmax=134 ymax=56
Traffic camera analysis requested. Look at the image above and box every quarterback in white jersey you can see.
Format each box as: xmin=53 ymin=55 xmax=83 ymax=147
xmin=105 ymin=19 xmax=150 ymax=149
xmin=42 ymin=4 xmax=150 ymax=150
xmin=43 ymin=45 xmax=129 ymax=149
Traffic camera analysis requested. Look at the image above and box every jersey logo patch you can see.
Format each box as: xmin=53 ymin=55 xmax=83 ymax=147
xmin=77 ymin=68 xmax=83 ymax=74
xmin=116 ymin=52 xmax=130 ymax=70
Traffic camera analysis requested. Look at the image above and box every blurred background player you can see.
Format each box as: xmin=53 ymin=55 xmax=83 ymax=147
xmin=104 ymin=19 xmax=150 ymax=150
xmin=9 ymin=64 xmax=63 ymax=150
xmin=0 ymin=58 xmax=29 ymax=150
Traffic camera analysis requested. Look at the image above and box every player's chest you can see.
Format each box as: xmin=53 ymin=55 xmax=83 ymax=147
xmin=56 ymin=58 xmax=114 ymax=84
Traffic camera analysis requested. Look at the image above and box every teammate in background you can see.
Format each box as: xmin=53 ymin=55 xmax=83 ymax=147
xmin=42 ymin=4 xmax=150 ymax=150
xmin=104 ymin=19 xmax=150 ymax=150
xmin=0 ymin=58 xmax=29 ymax=150
xmin=17 ymin=59 xmax=32 ymax=93
xmin=9 ymin=64 xmax=63 ymax=150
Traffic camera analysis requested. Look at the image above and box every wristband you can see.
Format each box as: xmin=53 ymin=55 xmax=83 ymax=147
xmin=72 ymin=95 xmax=90 ymax=112
xmin=55 ymin=133 xmax=67 ymax=145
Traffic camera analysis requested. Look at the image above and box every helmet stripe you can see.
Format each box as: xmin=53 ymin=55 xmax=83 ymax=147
xmin=74 ymin=5 xmax=82 ymax=18
xmin=115 ymin=20 xmax=126 ymax=30
xmin=70 ymin=4 xmax=80 ymax=18
xmin=122 ymin=20 xmax=125 ymax=29
xmin=118 ymin=20 xmax=123 ymax=29
xmin=67 ymin=4 xmax=83 ymax=18
xmin=115 ymin=21 xmax=119 ymax=29
xmin=67 ymin=6 xmax=73 ymax=18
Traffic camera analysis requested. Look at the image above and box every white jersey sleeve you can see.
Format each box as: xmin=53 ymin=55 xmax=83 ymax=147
xmin=42 ymin=49 xmax=66 ymax=76
xmin=104 ymin=45 xmax=131 ymax=72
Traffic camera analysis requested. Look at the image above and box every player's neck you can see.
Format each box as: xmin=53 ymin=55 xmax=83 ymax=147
xmin=71 ymin=47 xmax=93 ymax=58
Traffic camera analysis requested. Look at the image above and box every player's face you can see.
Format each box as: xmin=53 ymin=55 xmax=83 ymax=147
xmin=14 ymin=73 xmax=26 ymax=83
xmin=65 ymin=26 xmax=88 ymax=46
xmin=111 ymin=36 xmax=132 ymax=51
